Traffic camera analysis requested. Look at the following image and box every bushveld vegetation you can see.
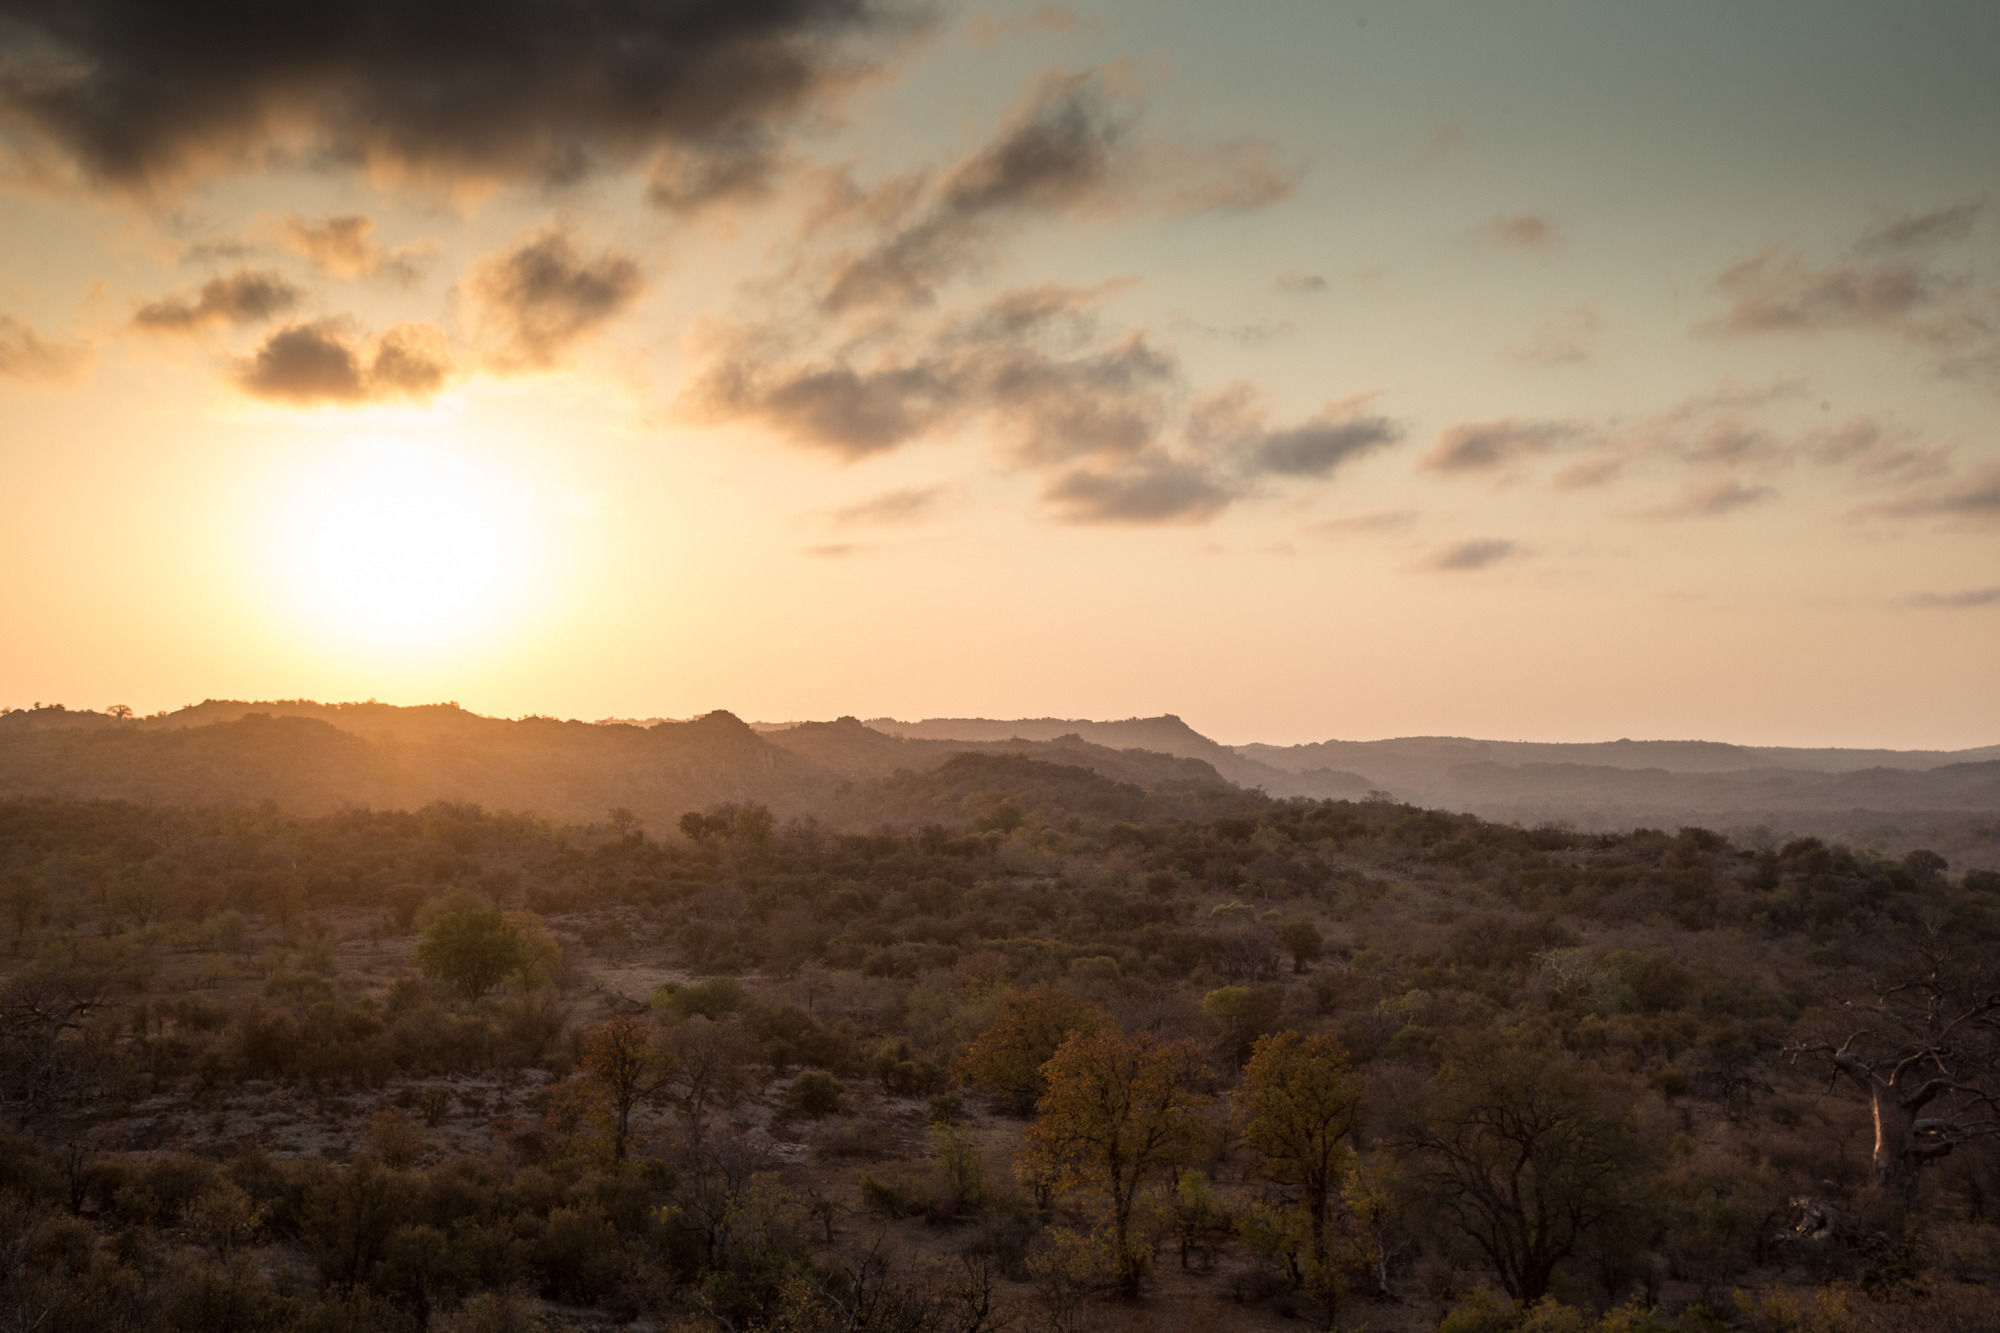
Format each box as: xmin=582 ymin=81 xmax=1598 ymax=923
xmin=1 ymin=758 xmax=1996 ymax=1331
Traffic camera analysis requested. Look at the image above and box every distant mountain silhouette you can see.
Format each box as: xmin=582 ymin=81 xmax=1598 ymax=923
xmin=2 ymin=702 xmax=1995 ymax=865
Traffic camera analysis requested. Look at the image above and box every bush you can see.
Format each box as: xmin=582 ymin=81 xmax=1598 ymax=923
xmin=783 ymin=1069 xmax=845 ymax=1119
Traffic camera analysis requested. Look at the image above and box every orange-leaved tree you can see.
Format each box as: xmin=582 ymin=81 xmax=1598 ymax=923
xmin=958 ymin=986 xmax=1110 ymax=1116
xmin=1020 ymin=1027 xmax=1212 ymax=1298
xmin=1238 ymin=1030 xmax=1364 ymax=1320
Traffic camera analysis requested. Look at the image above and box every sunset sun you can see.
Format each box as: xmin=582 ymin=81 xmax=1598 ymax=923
xmin=271 ymin=439 xmax=535 ymax=655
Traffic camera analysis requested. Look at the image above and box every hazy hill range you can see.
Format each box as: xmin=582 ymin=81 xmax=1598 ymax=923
xmin=3 ymin=702 xmax=1997 ymax=866
xmin=866 ymin=716 xmax=2000 ymax=868
xmin=0 ymin=702 xmax=1238 ymax=835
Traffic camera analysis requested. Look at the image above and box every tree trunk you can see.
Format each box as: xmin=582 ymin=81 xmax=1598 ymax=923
xmin=1870 ymin=1082 xmax=1922 ymax=1203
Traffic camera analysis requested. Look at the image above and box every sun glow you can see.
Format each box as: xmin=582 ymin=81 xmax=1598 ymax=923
xmin=270 ymin=436 xmax=542 ymax=657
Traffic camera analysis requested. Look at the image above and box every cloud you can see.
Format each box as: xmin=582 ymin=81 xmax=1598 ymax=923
xmin=823 ymin=70 xmax=1135 ymax=311
xmin=1801 ymin=416 xmax=1950 ymax=482
xmin=0 ymin=0 xmax=912 ymax=194
xmin=803 ymin=543 xmax=862 ymax=558
xmin=1428 ymin=538 xmax=1523 ymax=571
xmin=1422 ymin=418 xmax=1585 ymax=475
xmin=271 ymin=214 xmax=425 ymax=282
xmin=1478 ymin=214 xmax=1559 ymax=249
xmin=1250 ymin=413 xmax=1401 ymax=478
xmin=1274 ymin=271 xmax=1327 ymax=295
xmin=647 ymin=128 xmax=783 ymax=215
xmin=1863 ymin=463 xmax=2000 ymax=525
xmin=1508 ymin=305 xmax=1601 ymax=365
xmin=820 ymin=66 xmax=1298 ymax=312
xmin=1309 ymin=510 xmax=1416 ymax=537
xmin=1641 ymin=479 xmax=1776 ymax=520
xmin=829 ymin=484 xmax=951 ymax=527
xmin=1712 ymin=247 xmax=1948 ymax=333
xmin=0 ymin=315 xmax=88 ymax=380
xmin=1859 ymin=199 xmax=1985 ymax=254
xmin=472 ymin=230 xmax=642 ymax=369
xmin=1149 ymin=136 xmax=1303 ymax=214
xmin=132 ymin=269 xmax=299 ymax=332
xmin=1905 ymin=586 xmax=2000 ymax=609
xmin=1043 ymin=455 xmax=1234 ymax=524
xmin=236 ymin=320 xmax=449 ymax=404
xmin=692 ymin=288 xmax=1177 ymax=464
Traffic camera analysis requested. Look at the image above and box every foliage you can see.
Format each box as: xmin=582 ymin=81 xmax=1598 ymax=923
xmin=415 ymin=907 xmax=528 ymax=1001
xmin=1020 ymin=1027 xmax=1212 ymax=1297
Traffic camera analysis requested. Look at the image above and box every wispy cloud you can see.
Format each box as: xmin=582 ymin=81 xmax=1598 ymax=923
xmin=1905 ymin=586 xmax=2000 ymax=609
xmin=1507 ymin=305 xmax=1601 ymax=365
xmin=1422 ymin=419 xmax=1587 ymax=476
xmin=829 ymin=485 xmax=952 ymax=528
xmin=1477 ymin=214 xmax=1560 ymax=250
xmin=132 ymin=270 xmax=299 ymax=333
xmin=1640 ymin=479 xmax=1777 ymax=521
xmin=0 ymin=315 xmax=89 ymax=381
xmin=1043 ymin=455 xmax=1234 ymax=524
xmin=271 ymin=214 xmax=426 ymax=283
xmin=1858 ymin=199 xmax=1986 ymax=254
xmin=1427 ymin=538 xmax=1524 ymax=571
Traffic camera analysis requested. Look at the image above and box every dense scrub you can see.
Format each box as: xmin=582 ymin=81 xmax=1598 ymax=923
xmin=1 ymin=773 xmax=1996 ymax=1331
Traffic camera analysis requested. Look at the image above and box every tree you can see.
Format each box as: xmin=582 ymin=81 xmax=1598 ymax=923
xmin=1277 ymin=917 xmax=1324 ymax=974
xmin=415 ymin=906 xmax=527 ymax=1001
xmin=1397 ymin=1039 xmax=1647 ymax=1304
xmin=958 ymin=987 xmax=1110 ymax=1116
xmin=1020 ymin=1028 xmax=1212 ymax=1297
xmin=1789 ymin=946 xmax=2000 ymax=1202
xmin=1238 ymin=1030 xmax=1364 ymax=1310
xmin=578 ymin=1013 xmax=669 ymax=1162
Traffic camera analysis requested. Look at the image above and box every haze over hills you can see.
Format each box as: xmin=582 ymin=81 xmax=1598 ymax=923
xmin=3 ymin=701 xmax=1997 ymax=867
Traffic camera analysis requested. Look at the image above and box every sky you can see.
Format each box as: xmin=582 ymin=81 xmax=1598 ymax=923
xmin=1 ymin=0 xmax=1996 ymax=748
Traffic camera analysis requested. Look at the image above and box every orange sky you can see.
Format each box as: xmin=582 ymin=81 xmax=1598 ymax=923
xmin=2 ymin=2 xmax=1996 ymax=747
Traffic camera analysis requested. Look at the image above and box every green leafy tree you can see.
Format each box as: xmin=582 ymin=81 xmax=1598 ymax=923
xmin=1020 ymin=1028 xmax=1212 ymax=1297
xmin=415 ymin=907 xmax=527 ymax=1001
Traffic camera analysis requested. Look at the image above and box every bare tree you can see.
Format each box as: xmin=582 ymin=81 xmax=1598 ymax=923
xmin=1789 ymin=947 xmax=2000 ymax=1202
xmin=0 ymin=973 xmax=102 ymax=1127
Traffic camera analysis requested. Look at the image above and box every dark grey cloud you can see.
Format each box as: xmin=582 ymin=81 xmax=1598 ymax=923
xmin=1422 ymin=418 xmax=1584 ymax=474
xmin=472 ymin=231 xmax=642 ymax=369
xmin=132 ymin=269 xmax=298 ymax=332
xmin=0 ymin=314 xmax=86 ymax=379
xmin=1641 ymin=479 xmax=1776 ymax=521
xmin=0 ymin=0 xmax=909 ymax=193
xmin=1274 ymin=271 xmax=1327 ymax=295
xmin=1712 ymin=248 xmax=1947 ymax=333
xmin=1252 ymin=414 xmax=1401 ymax=478
xmin=1859 ymin=200 xmax=1985 ymax=254
xmin=1906 ymin=586 xmax=2000 ymax=609
xmin=236 ymin=320 xmax=449 ymax=404
xmin=1428 ymin=538 xmax=1522 ymax=571
xmin=829 ymin=484 xmax=950 ymax=527
xmin=1043 ymin=456 xmax=1234 ymax=524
